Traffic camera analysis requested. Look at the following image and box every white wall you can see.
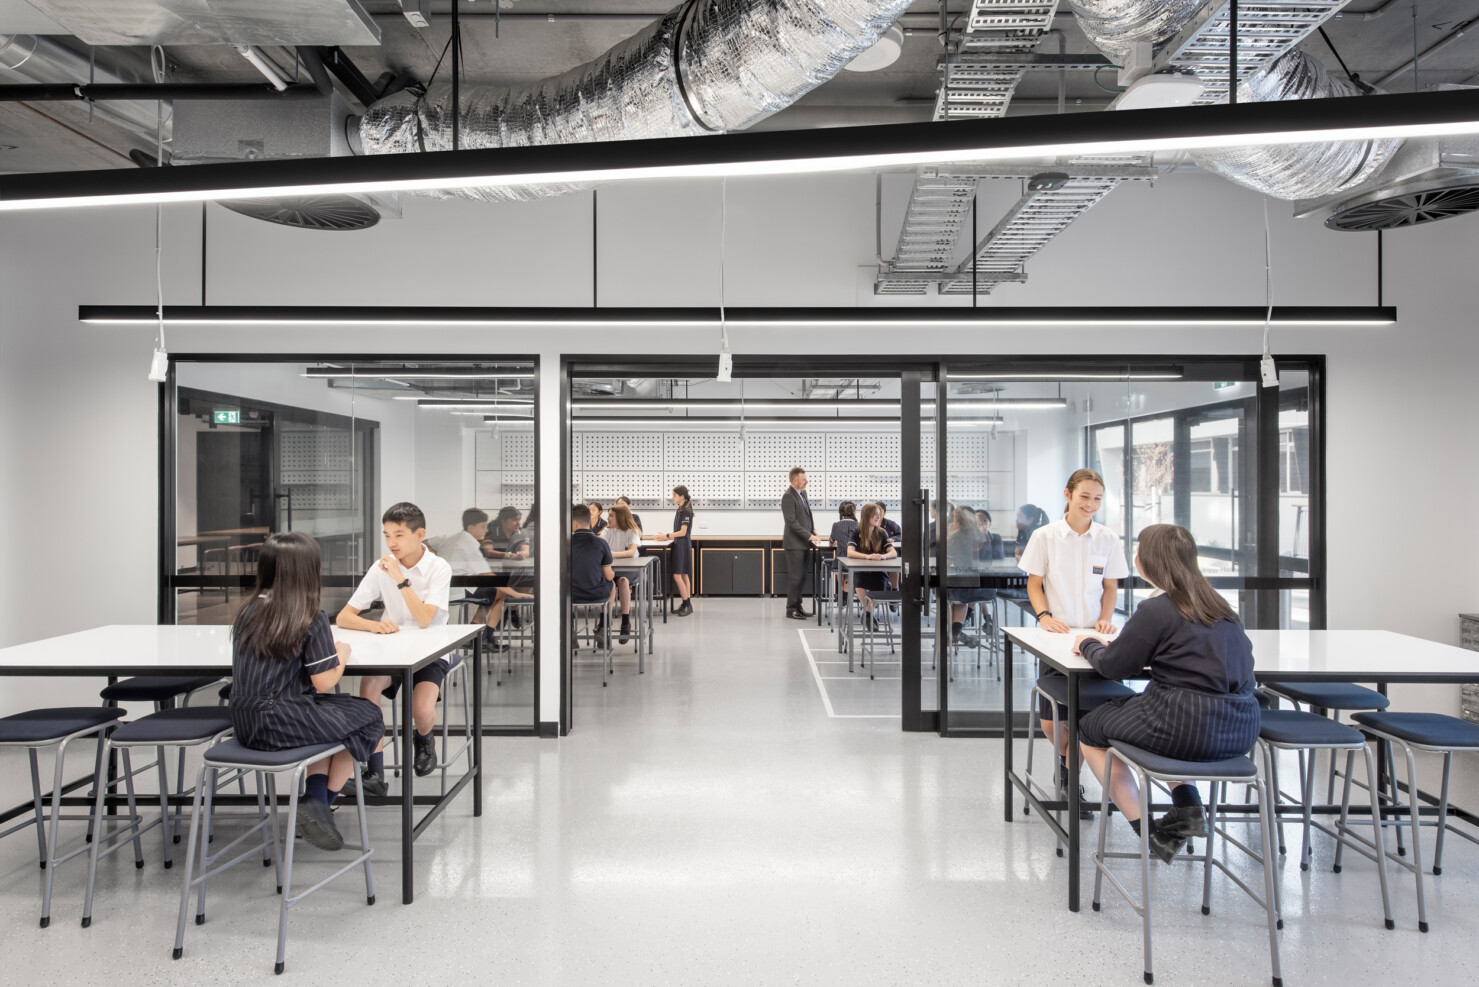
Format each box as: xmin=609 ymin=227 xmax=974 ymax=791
xmin=2 ymin=169 xmax=1477 ymax=722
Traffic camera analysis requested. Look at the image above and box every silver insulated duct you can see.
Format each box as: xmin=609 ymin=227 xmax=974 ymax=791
xmin=1190 ymin=49 xmax=1401 ymax=200
xmin=1067 ymin=0 xmax=1208 ymax=68
xmin=358 ymin=0 xmax=915 ymax=203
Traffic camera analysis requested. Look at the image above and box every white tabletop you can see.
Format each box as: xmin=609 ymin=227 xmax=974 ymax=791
xmin=1004 ymin=627 xmax=1479 ymax=682
xmin=0 ymin=624 xmax=479 ymax=675
xmin=640 ymin=539 xmax=674 ymax=548
xmin=486 ymin=559 xmax=534 ymax=571
xmin=838 ymin=557 xmax=902 ymax=570
xmin=612 ymin=555 xmax=657 ymax=569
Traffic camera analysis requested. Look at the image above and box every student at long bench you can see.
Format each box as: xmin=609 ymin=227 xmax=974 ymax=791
xmin=1073 ymin=524 xmax=1259 ymax=864
xmin=846 ymin=502 xmax=896 ymax=626
xmin=336 ymin=501 xmax=452 ymax=790
xmin=653 ymin=486 xmax=694 ymax=616
xmin=230 ymin=531 xmax=385 ymax=851
xmin=1020 ymin=468 xmax=1128 ymax=820
xmin=975 ymin=508 xmax=1006 ymax=561
xmin=830 ymin=501 xmax=859 ymax=604
xmin=443 ymin=507 xmax=531 ymax=653
xmin=603 ymin=502 xmax=643 ymax=644
xmin=615 ymin=496 xmax=642 ymax=531
xmin=946 ymin=507 xmax=995 ymax=650
xmin=571 ymin=501 xmax=616 ymax=639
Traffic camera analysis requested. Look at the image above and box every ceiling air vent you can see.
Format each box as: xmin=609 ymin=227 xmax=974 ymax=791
xmin=219 ymin=194 xmax=393 ymax=231
xmin=1321 ymin=174 xmax=1479 ymax=232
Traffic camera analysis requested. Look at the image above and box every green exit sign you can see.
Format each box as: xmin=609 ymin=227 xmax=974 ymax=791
xmin=1212 ymin=382 xmax=1238 ymax=390
xmin=213 ymin=410 xmax=240 ymax=424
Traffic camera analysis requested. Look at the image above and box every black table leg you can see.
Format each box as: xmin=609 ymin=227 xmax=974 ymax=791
xmin=473 ymin=639 xmax=483 ymax=815
xmin=401 ymin=668 xmax=415 ymax=905
xmin=1067 ymin=672 xmax=1081 ymax=913
xmin=1004 ymin=639 xmax=1014 ymax=822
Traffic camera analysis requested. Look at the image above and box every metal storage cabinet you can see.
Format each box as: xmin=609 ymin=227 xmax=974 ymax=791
xmin=1461 ymin=614 xmax=1479 ymax=724
xmin=770 ymin=550 xmax=816 ymax=598
xmin=699 ymin=548 xmax=765 ymax=596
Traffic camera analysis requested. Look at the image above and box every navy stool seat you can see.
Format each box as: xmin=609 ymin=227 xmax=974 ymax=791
xmin=218 ymin=683 xmax=232 ymax=702
xmin=0 ymin=707 xmax=124 ymax=744
xmin=1265 ymin=681 xmax=1389 ymax=711
xmin=1259 ymin=709 xmax=1364 ymax=746
xmin=1353 ymin=711 xmax=1479 ymax=748
xmin=1108 ymin=741 xmax=1256 ymax=780
xmin=99 ymin=676 xmax=221 ymax=704
xmin=204 ymin=739 xmax=340 ymax=769
xmin=109 ymin=708 xmax=232 ymax=745
xmin=1037 ymin=674 xmax=1136 ymax=708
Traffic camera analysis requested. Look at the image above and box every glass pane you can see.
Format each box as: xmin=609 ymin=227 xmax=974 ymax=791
xmin=1090 ymin=424 xmax=1126 ymax=539
xmin=1278 ymin=371 xmax=1311 ymax=574
xmin=1188 ymin=406 xmax=1245 ymax=576
xmin=1130 ymin=416 xmax=1176 ymax=538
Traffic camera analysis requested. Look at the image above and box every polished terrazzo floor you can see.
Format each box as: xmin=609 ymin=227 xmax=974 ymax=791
xmin=3 ymin=598 xmax=1478 ymax=985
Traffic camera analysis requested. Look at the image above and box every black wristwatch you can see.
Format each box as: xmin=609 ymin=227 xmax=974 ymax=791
xmin=1034 ymin=610 xmax=1052 ymax=623
xmin=396 ymin=578 xmax=411 ymax=590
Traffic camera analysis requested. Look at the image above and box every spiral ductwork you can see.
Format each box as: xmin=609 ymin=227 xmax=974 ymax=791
xmin=1067 ymin=0 xmax=1208 ymax=69
xmin=1190 ymin=49 xmax=1402 ymax=200
xmin=358 ymin=0 xmax=914 ymax=203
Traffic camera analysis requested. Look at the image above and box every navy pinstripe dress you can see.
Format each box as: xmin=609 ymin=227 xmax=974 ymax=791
xmin=230 ymin=609 xmax=384 ymax=761
xmin=1077 ymin=594 xmax=1260 ymax=761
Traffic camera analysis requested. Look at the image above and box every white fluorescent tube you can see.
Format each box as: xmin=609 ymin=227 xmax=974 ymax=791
xmin=305 ymin=371 xmax=535 ymax=380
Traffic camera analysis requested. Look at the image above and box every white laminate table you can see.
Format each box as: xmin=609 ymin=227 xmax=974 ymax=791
xmin=611 ymin=555 xmax=657 ymax=665
xmin=1002 ymin=626 xmax=1479 ymax=913
xmin=835 ymin=558 xmax=901 ymax=665
xmin=0 ymin=623 xmax=483 ymax=905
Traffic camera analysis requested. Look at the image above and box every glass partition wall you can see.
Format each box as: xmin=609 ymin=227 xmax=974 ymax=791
xmin=933 ymin=358 xmax=1323 ymax=735
xmin=163 ymin=357 xmax=540 ymax=731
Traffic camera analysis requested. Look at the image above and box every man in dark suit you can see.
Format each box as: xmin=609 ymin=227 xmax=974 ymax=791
xmin=781 ymin=466 xmax=820 ymax=619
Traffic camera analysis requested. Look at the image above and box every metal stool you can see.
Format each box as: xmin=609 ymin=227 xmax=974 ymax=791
xmin=859 ymin=590 xmax=901 ymax=680
xmin=1092 ymin=742 xmax=1282 ymax=987
xmin=1256 ymin=709 xmax=1394 ymax=930
xmin=173 ymin=739 xmax=375 ymax=975
xmin=82 ymin=707 xmax=238 ymax=927
xmin=1263 ymin=681 xmax=1391 ymax=810
xmin=0 ymin=707 xmax=129 ymax=927
xmin=1024 ymin=674 xmax=1135 ymax=853
xmin=383 ymin=656 xmax=475 ymax=795
xmin=1349 ymin=711 xmax=1479 ymax=932
xmin=572 ymin=600 xmax=614 ymax=686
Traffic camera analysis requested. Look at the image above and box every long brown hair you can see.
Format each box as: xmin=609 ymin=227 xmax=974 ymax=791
xmin=1063 ymin=467 xmax=1106 ymax=515
xmin=1135 ymin=524 xmax=1238 ymax=627
xmin=609 ymin=503 xmax=641 ymax=534
xmin=857 ymin=502 xmax=887 ymax=554
xmin=233 ymin=531 xmax=323 ymax=660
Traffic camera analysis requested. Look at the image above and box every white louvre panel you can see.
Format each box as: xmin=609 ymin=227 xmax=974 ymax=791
xmin=827 ymin=432 xmax=899 ymax=472
xmin=666 ymin=473 xmax=744 ymax=510
xmin=583 ymin=432 xmax=662 ymax=469
xmin=581 ymin=472 xmax=664 ymax=507
xmin=666 ymin=432 xmax=743 ymax=471
xmin=744 ymin=432 xmax=826 ymax=471
xmin=500 ymin=431 xmax=535 ymax=470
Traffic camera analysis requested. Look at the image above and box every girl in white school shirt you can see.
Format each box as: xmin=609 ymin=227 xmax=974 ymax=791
xmin=1019 ymin=468 xmax=1129 ymax=810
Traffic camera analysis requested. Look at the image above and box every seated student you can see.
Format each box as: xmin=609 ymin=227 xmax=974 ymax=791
xmin=230 ymin=531 xmax=385 ymax=850
xmin=571 ymin=500 xmax=616 ymax=638
xmin=336 ymin=502 xmax=452 ymax=787
xmin=829 ymin=502 xmax=859 ymax=599
xmin=444 ymin=508 xmax=530 ymax=652
xmin=481 ymin=506 xmax=529 ymax=560
xmin=588 ymin=501 xmax=607 ymax=535
xmin=877 ymin=502 xmax=902 ymax=589
xmin=1073 ymin=524 xmax=1260 ymax=864
xmin=602 ymin=503 xmax=643 ymax=644
xmin=974 ymin=508 xmax=1006 ymax=560
xmin=615 ymin=495 xmax=642 ymax=531
xmin=945 ymin=507 xmax=996 ymax=649
xmin=846 ymin=502 xmax=897 ymax=622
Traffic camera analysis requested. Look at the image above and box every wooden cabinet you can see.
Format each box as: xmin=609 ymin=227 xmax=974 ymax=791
xmin=699 ymin=548 xmax=765 ymax=596
xmin=1461 ymin=614 xmax=1479 ymax=724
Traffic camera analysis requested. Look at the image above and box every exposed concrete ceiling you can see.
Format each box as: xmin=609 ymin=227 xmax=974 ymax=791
xmin=1 ymin=1 xmax=1477 ymax=174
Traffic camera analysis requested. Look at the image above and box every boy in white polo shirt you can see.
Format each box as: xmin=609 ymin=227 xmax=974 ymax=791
xmin=336 ymin=502 xmax=452 ymax=789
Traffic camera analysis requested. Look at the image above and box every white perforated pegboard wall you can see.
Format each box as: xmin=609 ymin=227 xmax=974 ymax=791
xmin=744 ymin=433 xmax=825 ymax=471
xmin=471 ymin=425 xmax=1019 ymax=520
xmin=666 ymin=433 xmax=743 ymax=471
xmin=279 ymin=427 xmax=353 ymax=510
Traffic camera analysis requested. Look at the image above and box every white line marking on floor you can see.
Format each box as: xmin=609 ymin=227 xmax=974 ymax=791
xmin=798 ymin=629 xmax=899 ymax=719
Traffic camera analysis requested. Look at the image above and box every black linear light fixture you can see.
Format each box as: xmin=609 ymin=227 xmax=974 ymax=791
xmin=557 ymin=415 xmax=1008 ymax=426
xmin=571 ymin=398 xmax=1067 ymax=411
xmin=9 ymin=87 xmax=1479 ymax=210
xmin=80 ymin=305 xmax=1395 ymax=328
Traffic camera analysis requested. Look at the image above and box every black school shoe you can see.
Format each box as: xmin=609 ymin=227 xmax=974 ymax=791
xmin=676 ymin=600 xmax=693 ymax=616
xmin=413 ymin=733 xmax=438 ymax=777
xmin=1147 ymin=827 xmax=1187 ymax=865
xmin=619 ymin=615 xmax=632 ymax=643
xmin=295 ymin=798 xmax=344 ymax=851
xmin=339 ymin=768 xmax=388 ymax=800
xmin=786 ymin=608 xmax=809 ymax=620
xmin=1156 ymin=804 xmax=1209 ymax=839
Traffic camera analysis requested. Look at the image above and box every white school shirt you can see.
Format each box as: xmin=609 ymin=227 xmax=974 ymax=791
xmin=437 ymin=530 xmax=490 ymax=577
xmin=1018 ymin=518 xmax=1129 ymax=628
xmin=347 ymin=548 xmax=452 ymax=633
xmin=602 ymin=526 xmax=641 ymax=555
